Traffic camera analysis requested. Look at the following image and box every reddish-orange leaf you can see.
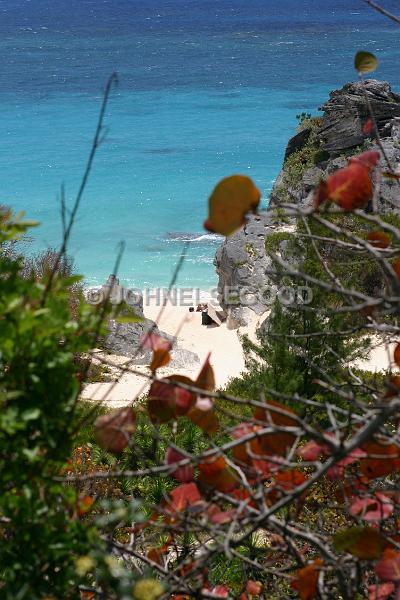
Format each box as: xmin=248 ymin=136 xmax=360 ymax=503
xmin=166 ymin=447 xmax=194 ymax=483
xmin=150 ymin=349 xmax=171 ymax=371
xmin=375 ymin=548 xmax=400 ymax=582
xmin=291 ymin=559 xmax=323 ymax=600
xmin=254 ymin=400 xmax=297 ymax=457
xmin=392 ymin=259 xmax=400 ymax=279
xmin=349 ymin=150 xmax=380 ymax=169
xmin=147 ymin=376 xmax=196 ymax=423
xmin=141 ymin=332 xmax=173 ymax=371
xmin=232 ymin=422 xmax=263 ymax=466
xmin=333 ymin=526 xmax=384 ymax=560
xmin=147 ymin=537 xmax=173 ymax=565
xmin=169 ymin=482 xmax=202 ymax=512
xmin=350 ymin=492 xmax=394 ymax=521
xmin=199 ymin=454 xmax=226 ymax=477
xmin=199 ymin=455 xmax=237 ymax=492
xmin=394 ymin=344 xmax=400 ymax=368
xmin=196 ymin=353 xmax=216 ymax=392
xmin=367 ymin=231 xmax=391 ymax=249
xmin=187 ymin=401 xmax=219 ymax=433
xmin=204 ymin=175 xmax=261 ymax=236
xmin=94 ymin=407 xmax=136 ymax=453
xmin=368 ymin=583 xmax=395 ymax=600
xmin=77 ymin=495 xmax=95 ymax=517
xmin=246 ymin=580 xmax=263 ymax=595
xmin=327 ymin=163 xmax=373 ymax=211
xmin=360 ymin=441 xmax=400 ymax=479
xmin=363 ymin=118 xmax=374 ymax=136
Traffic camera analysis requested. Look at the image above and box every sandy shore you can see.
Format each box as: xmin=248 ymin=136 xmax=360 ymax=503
xmin=80 ymin=295 xmax=395 ymax=410
xmin=81 ymin=297 xmax=266 ymax=409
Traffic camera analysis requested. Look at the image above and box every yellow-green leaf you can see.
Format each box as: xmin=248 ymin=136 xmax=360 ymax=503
xmin=355 ymin=51 xmax=378 ymax=73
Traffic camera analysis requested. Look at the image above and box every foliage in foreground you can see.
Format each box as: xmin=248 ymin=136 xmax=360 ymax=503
xmin=3 ymin=45 xmax=400 ymax=600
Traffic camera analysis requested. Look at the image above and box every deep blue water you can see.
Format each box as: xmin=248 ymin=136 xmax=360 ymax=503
xmin=1 ymin=0 xmax=399 ymax=287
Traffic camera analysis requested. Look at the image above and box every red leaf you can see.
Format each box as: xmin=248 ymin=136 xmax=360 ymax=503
xmin=327 ymin=448 xmax=367 ymax=480
xmin=94 ymin=407 xmax=136 ymax=453
xmin=246 ymin=580 xmax=263 ymax=595
xmin=363 ymin=118 xmax=375 ymax=136
xmin=360 ymin=442 xmax=400 ymax=479
xmin=147 ymin=376 xmax=196 ymax=423
xmin=199 ymin=454 xmax=226 ymax=477
xmin=375 ymin=549 xmax=400 ymax=582
xmin=165 ymin=447 xmax=194 ymax=483
xmin=350 ymin=493 xmax=394 ymax=521
xmin=268 ymin=469 xmax=306 ymax=505
xmin=141 ymin=332 xmax=173 ymax=371
xmin=187 ymin=398 xmax=219 ymax=433
xmin=141 ymin=332 xmax=172 ymax=353
xmin=232 ymin=422 xmax=263 ymax=466
xmin=349 ymin=149 xmax=380 ymax=168
xmin=169 ymin=483 xmax=202 ymax=512
xmin=207 ymin=504 xmax=238 ymax=525
xmin=77 ymin=495 xmax=95 ymax=516
xmin=254 ymin=400 xmax=297 ymax=457
xmin=321 ymin=163 xmax=373 ymax=211
xmin=297 ymin=440 xmax=329 ymax=461
xmin=147 ymin=537 xmax=172 ymax=565
xmin=368 ymin=583 xmax=395 ymax=600
xmin=392 ymin=259 xmax=400 ymax=280
xmin=199 ymin=454 xmax=237 ymax=492
xmin=207 ymin=585 xmax=230 ymax=598
xmin=291 ymin=559 xmax=323 ymax=600
xmin=196 ymin=353 xmax=216 ymax=391
xmin=367 ymin=231 xmax=391 ymax=249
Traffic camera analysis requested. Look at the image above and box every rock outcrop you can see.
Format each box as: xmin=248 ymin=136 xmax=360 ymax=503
xmin=93 ymin=276 xmax=199 ymax=367
xmin=270 ymin=79 xmax=400 ymax=212
xmin=214 ymin=80 xmax=400 ymax=325
xmin=319 ymin=80 xmax=400 ymax=155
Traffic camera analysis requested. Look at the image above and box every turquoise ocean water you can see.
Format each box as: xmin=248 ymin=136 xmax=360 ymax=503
xmin=1 ymin=0 xmax=399 ymax=287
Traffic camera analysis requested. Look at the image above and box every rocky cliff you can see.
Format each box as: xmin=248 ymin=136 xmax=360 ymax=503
xmin=214 ymin=79 xmax=400 ymax=323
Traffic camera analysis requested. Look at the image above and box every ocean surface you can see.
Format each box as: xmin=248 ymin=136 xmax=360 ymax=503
xmin=1 ymin=0 xmax=399 ymax=288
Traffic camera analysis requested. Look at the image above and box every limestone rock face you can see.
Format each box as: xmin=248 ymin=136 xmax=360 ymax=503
xmin=213 ymin=80 xmax=400 ymax=327
xmin=270 ymin=79 xmax=400 ymax=212
xmin=214 ymin=214 xmax=291 ymax=317
xmin=319 ymin=80 xmax=400 ymax=155
xmin=95 ymin=276 xmax=199 ymax=366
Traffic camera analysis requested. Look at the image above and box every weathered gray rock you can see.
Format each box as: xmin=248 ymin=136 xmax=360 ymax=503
xmin=284 ymin=127 xmax=312 ymax=160
xmin=214 ymin=213 xmax=294 ymax=317
xmin=214 ymin=214 xmax=271 ymax=316
xmin=270 ymin=80 xmax=400 ymax=212
xmin=319 ymin=80 xmax=400 ymax=156
xmin=213 ymin=80 xmax=400 ymax=327
xmin=96 ymin=275 xmax=200 ymax=366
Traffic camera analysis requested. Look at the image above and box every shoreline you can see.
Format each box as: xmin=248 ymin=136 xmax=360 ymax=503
xmin=81 ymin=294 xmax=267 ymax=409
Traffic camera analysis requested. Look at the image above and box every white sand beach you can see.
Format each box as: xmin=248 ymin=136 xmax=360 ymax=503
xmin=81 ymin=297 xmax=266 ymax=409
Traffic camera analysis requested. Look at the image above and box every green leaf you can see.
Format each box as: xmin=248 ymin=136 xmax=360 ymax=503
xmin=333 ymin=526 xmax=384 ymax=559
xmin=21 ymin=408 xmax=41 ymax=422
xmin=355 ymin=51 xmax=378 ymax=73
